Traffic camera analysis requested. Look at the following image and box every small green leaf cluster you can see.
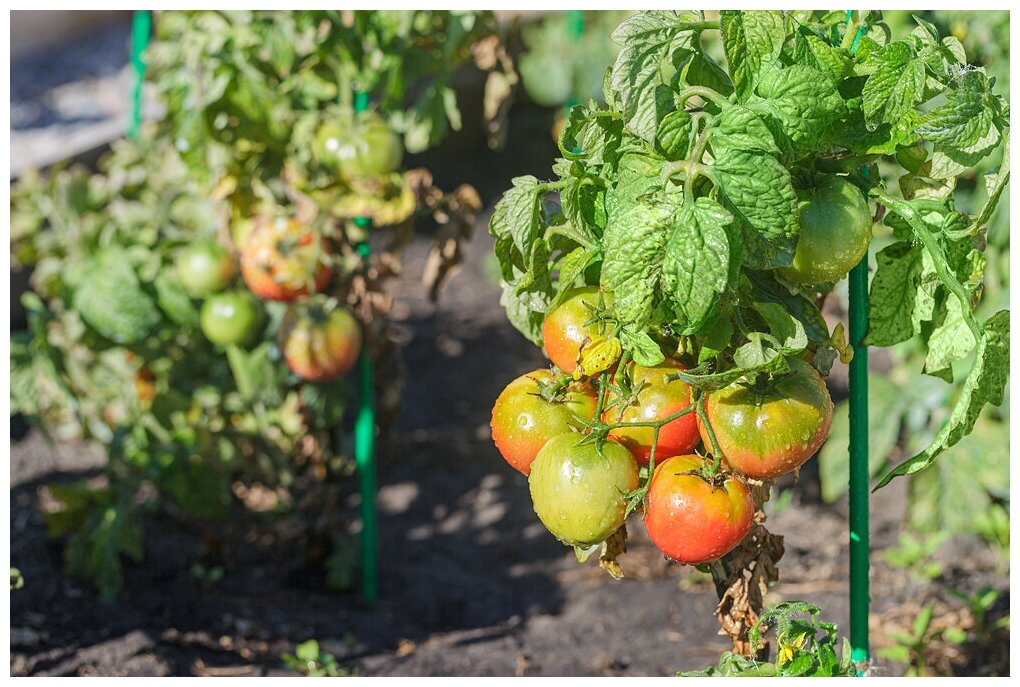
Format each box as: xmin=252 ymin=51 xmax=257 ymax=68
xmin=681 ymin=601 xmax=855 ymax=677
xmin=489 ymin=9 xmax=1008 ymax=488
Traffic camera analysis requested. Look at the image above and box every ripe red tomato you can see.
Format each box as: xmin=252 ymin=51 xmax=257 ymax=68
xmin=644 ymin=454 xmax=753 ymax=565
xmin=542 ymin=287 xmax=608 ymax=374
xmin=778 ymin=175 xmax=872 ymax=285
xmin=200 ymin=291 xmax=265 ymax=346
xmin=529 ymin=434 xmax=638 ymax=547
xmin=240 ymin=218 xmax=332 ymax=302
xmin=490 ymin=369 xmax=597 ymax=476
xmin=175 ymin=241 xmax=235 ymax=296
xmin=278 ymin=296 xmax=361 ymax=382
xmin=604 ymin=360 xmax=700 ymax=466
xmin=699 ymin=358 xmax=834 ymax=480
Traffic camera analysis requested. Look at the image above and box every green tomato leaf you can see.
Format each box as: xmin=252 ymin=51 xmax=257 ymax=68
xmin=751 ymin=64 xmax=848 ymax=152
xmin=865 ymin=241 xmax=928 ymax=347
xmin=713 ymin=147 xmax=799 ymax=241
xmin=661 ymin=197 xmax=733 ymax=332
xmin=875 ymin=310 xmax=1009 ymax=488
xmin=489 ymin=175 xmax=544 ymax=257
xmin=656 ymin=110 xmax=693 ymax=160
xmin=862 ymin=42 xmax=925 ymax=130
xmin=620 ymin=325 xmax=665 ymax=367
xmin=610 ymin=11 xmax=698 ymax=141
xmin=916 ymin=72 xmax=995 ymax=148
xmin=924 ymin=294 xmax=979 ymax=382
xmin=500 ymin=281 xmax=546 ymax=345
xmin=711 ymin=104 xmax=780 ymax=155
xmin=73 ymin=247 xmax=162 ymax=344
xmin=154 ymin=270 xmax=199 ymax=327
xmin=600 ymin=193 xmax=677 ymax=326
xmin=720 ymin=10 xmax=786 ymax=101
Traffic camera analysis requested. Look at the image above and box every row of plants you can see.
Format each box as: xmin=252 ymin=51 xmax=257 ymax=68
xmin=488 ymin=8 xmax=1009 ymax=661
xmin=11 ymin=10 xmax=512 ymax=599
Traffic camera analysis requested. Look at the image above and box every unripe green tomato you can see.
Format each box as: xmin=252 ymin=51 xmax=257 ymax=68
xmin=528 ymin=434 xmax=638 ymax=547
xmin=348 ymin=114 xmax=404 ymax=176
xmin=896 ymin=142 xmax=928 ymax=174
xmin=200 ymin=291 xmax=264 ymax=346
xmin=778 ymin=175 xmax=873 ymax=285
xmin=176 ymin=242 xmax=235 ymax=296
xmin=314 ymin=122 xmax=358 ymax=172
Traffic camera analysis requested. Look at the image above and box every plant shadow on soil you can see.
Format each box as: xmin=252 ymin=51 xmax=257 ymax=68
xmin=10 ymin=82 xmax=1010 ymax=676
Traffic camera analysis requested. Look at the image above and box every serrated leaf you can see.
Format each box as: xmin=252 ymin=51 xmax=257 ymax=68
xmin=711 ymin=104 xmax=779 ymax=155
xmin=554 ymin=246 xmax=598 ymax=300
xmin=661 ymin=197 xmax=732 ymax=331
xmin=611 ymin=11 xmax=697 ymax=141
xmin=656 ymin=109 xmax=693 ymax=160
xmin=488 ymin=175 xmax=544 ymax=257
xmin=154 ymin=270 xmax=199 ymax=327
xmin=500 ymin=281 xmax=547 ymax=345
xmin=793 ymin=31 xmax=851 ymax=82
xmin=751 ymin=64 xmax=847 ymax=152
xmin=916 ymin=78 xmax=993 ymax=148
xmin=924 ymin=294 xmax=978 ymax=381
xmin=600 ymin=194 xmax=676 ymax=326
xmin=683 ymin=51 xmax=734 ymax=96
xmin=929 ymin=122 xmax=1001 ymax=180
xmin=876 ymin=310 xmax=1009 ymax=488
xmin=620 ymin=325 xmax=665 ymax=367
xmin=73 ymin=248 xmax=161 ymax=344
xmin=862 ymin=42 xmax=925 ymax=129
xmin=865 ymin=241 xmax=926 ymax=347
xmin=713 ymin=147 xmax=798 ymax=240
xmin=720 ymin=10 xmax=786 ymax=101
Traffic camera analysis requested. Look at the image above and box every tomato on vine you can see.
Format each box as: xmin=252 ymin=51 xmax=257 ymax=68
xmin=528 ymin=434 xmax=638 ymax=547
xmin=491 ymin=369 xmax=597 ymax=476
xmin=315 ymin=112 xmax=403 ymax=177
xmin=240 ymin=218 xmax=332 ymax=302
xmin=175 ymin=241 xmax=236 ymax=296
xmin=699 ymin=358 xmax=834 ymax=480
xmin=278 ymin=295 xmax=361 ymax=382
xmin=542 ymin=287 xmax=612 ymax=375
xmin=604 ymin=360 xmax=700 ymax=466
xmin=778 ymin=175 xmax=873 ymax=286
xmin=644 ymin=454 xmax=754 ymax=565
xmin=199 ymin=291 xmax=265 ymax=346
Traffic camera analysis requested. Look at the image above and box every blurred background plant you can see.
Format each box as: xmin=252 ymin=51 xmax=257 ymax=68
xmin=10 ymin=9 xmax=508 ymax=599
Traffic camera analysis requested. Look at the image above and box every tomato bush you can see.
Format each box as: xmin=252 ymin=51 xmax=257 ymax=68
xmin=10 ymin=10 xmax=511 ymax=599
xmin=488 ymin=9 xmax=1009 ymax=654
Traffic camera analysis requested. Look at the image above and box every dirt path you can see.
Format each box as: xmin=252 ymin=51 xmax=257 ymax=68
xmin=10 ymin=103 xmax=1008 ymax=677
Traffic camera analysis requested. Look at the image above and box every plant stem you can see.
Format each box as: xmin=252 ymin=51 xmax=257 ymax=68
xmin=870 ymin=188 xmax=983 ymax=340
xmin=601 ymin=404 xmax=694 ymax=432
xmin=696 ymin=391 xmax=724 ymax=476
xmin=545 ymin=222 xmax=595 ymax=251
xmin=676 ymin=85 xmax=729 ymax=108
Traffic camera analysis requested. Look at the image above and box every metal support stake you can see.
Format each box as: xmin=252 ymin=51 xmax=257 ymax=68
xmin=846 ymin=12 xmax=871 ymax=670
xmin=128 ymin=10 xmax=152 ymax=139
xmin=352 ymin=90 xmax=379 ymax=605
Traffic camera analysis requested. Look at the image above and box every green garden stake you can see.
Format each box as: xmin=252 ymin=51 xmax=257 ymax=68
xmin=128 ymin=10 xmax=152 ymax=140
xmin=846 ymin=13 xmax=871 ymax=671
xmin=564 ymin=11 xmax=585 ymax=137
xmin=352 ymin=91 xmax=379 ymax=605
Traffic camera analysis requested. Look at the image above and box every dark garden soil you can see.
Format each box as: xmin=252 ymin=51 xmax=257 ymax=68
xmin=9 ymin=98 xmax=1009 ymax=677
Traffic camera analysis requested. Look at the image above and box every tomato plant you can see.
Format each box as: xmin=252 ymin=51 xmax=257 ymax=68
xmin=489 ymin=9 xmax=1009 ymax=655
xmin=490 ymin=369 xmax=597 ymax=475
xmin=10 ymin=10 xmax=511 ymax=600
xmin=278 ymin=295 xmax=362 ymax=382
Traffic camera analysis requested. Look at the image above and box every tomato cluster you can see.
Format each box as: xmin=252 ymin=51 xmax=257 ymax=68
xmin=491 ymin=288 xmax=833 ymax=566
xmin=177 ymin=216 xmax=361 ymax=382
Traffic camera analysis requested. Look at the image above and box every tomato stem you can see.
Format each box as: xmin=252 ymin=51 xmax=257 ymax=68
xmin=675 ymin=85 xmax=728 ymax=109
xmin=599 ymin=403 xmax=694 ymax=432
xmin=696 ymin=391 xmax=724 ymax=477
